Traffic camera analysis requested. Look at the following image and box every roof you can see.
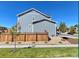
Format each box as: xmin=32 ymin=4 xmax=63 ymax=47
xmin=32 ymin=19 xmax=56 ymax=24
xmin=17 ymin=8 xmax=50 ymax=18
xmin=0 ymin=27 xmax=7 ymax=30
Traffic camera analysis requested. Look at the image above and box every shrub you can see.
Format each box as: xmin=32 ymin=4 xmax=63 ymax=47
xmin=69 ymin=26 xmax=76 ymax=35
xmin=5 ymin=42 xmax=9 ymax=44
xmin=18 ymin=42 xmax=21 ymax=44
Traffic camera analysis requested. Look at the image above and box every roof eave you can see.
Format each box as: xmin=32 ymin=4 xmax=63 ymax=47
xmin=33 ymin=19 xmax=56 ymax=24
xmin=17 ymin=8 xmax=51 ymax=18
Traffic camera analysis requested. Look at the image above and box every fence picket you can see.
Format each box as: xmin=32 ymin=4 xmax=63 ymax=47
xmin=0 ymin=32 xmax=48 ymax=42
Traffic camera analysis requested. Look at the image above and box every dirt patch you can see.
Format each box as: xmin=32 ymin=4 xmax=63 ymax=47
xmin=48 ymin=36 xmax=71 ymax=44
xmin=64 ymin=38 xmax=78 ymax=44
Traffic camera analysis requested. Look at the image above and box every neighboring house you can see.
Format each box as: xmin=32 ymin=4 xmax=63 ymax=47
xmin=0 ymin=26 xmax=7 ymax=33
xmin=17 ymin=8 xmax=56 ymax=36
xmin=74 ymin=24 xmax=78 ymax=33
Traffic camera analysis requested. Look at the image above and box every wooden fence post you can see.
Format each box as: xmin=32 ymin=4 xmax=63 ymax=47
xmin=0 ymin=33 xmax=1 ymax=41
xmin=12 ymin=34 xmax=14 ymax=42
xmin=36 ymin=33 xmax=37 ymax=42
xmin=24 ymin=33 xmax=26 ymax=42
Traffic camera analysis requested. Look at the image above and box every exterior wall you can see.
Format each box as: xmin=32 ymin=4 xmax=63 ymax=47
xmin=33 ymin=21 xmax=56 ymax=36
xmin=17 ymin=10 xmax=56 ymax=36
xmin=17 ymin=10 xmax=51 ymax=32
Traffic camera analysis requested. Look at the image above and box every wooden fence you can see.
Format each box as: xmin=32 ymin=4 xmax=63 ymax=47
xmin=0 ymin=32 xmax=48 ymax=42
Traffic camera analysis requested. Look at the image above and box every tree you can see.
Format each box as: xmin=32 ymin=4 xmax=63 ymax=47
xmin=10 ymin=25 xmax=17 ymax=52
xmin=69 ymin=26 xmax=76 ymax=35
xmin=11 ymin=25 xmax=17 ymax=33
xmin=74 ymin=24 xmax=78 ymax=33
xmin=59 ymin=22 xmax=67 ymax=33
xmin=10 ymin=24 xmax=20 ymax=52
xmin=74 ymin=24 xmax=78 ymax=27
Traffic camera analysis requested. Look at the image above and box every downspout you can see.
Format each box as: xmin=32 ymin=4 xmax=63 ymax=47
xmin=55 ymin=23 xmax=56 ymax=36
xmin=32 ymin=17 xmax=34 ymax=32
xmin=32 ymin=24 xmax=34 ymax=32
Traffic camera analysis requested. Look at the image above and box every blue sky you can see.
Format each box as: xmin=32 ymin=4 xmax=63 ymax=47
xmin=0 ymin=1 xmax=78 ymax=28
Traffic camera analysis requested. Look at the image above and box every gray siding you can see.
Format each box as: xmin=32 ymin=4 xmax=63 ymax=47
xmin=33 ymin=21 xmax=56 ymax=36
xmin=17 ymin=10 xmax=51 ymax=32
xmin=17 ymin=10 xmax=56 ymax=36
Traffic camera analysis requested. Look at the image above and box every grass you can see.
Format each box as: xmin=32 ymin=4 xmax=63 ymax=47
xmin=0 ymin=47 xmax=78 ymax=58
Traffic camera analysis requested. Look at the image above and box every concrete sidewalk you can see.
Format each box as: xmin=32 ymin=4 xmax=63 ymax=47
xmin=59 ymin=34 xmax=78 ymax=39
xmin=0 ymin=44 xmax=78 ymax=48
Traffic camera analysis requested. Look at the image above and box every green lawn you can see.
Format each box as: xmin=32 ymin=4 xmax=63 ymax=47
xmin=0 ymin=47 xmax=78 ymax=58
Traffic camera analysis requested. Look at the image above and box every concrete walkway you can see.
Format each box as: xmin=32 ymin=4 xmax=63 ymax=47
xmin=0 ymin=44 xmax=78 ymax=48
xmin=59 ymin=34 xmax=78 ymax=39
